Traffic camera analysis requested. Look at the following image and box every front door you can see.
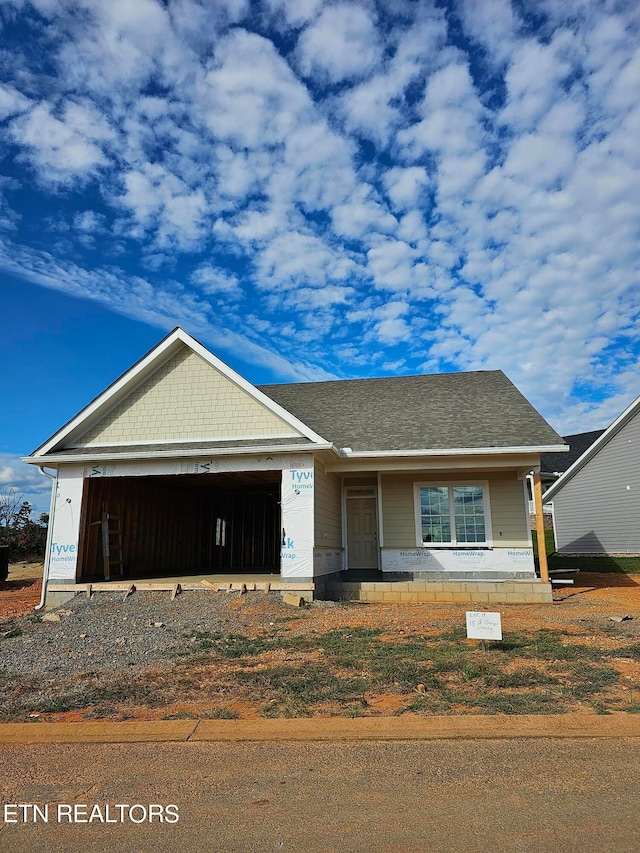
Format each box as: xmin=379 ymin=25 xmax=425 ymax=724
xmin=346 ymin=497 xmax=378 ymax=569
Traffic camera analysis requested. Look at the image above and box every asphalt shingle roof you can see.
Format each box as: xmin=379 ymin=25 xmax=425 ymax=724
xmin=260 ymin=370 xmax=564 ymax=452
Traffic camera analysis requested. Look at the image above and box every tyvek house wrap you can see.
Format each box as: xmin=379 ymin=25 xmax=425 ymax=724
xmin=280 ymin=459 xmax=314 ymax=578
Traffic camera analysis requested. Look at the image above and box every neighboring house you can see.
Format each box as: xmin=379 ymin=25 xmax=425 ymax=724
xmin=527 ymin=429 xmax=605 ymax=513
xmin=543 ymin=398 xmax=640 ymax=555
xmin=540 ymin=430 xmax=606 ymax=485
xmin=25 ymin=328 xmax=566 ymax=605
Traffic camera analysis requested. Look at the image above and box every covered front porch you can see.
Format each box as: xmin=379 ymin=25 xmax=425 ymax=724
xmin=327 ymin=457 xmax=554 ymax=603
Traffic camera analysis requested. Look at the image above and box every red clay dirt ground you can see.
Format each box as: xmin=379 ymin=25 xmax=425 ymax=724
xmin=2 ymin=563 xmax=640 ymax=723
xmin=0 ymin=563 xmax=42 ymax=619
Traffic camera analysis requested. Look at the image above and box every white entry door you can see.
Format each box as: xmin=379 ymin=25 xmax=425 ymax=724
xmin=346 ymin=497 xmax=378 ymax=569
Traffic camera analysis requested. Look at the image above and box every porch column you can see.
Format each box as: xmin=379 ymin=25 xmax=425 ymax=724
xmin=532 ymin=471 xmax=549 ymax=583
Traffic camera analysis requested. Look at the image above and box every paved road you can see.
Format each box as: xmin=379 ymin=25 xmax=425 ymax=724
xmin=1 ymin=738 xmax=639 ymax=852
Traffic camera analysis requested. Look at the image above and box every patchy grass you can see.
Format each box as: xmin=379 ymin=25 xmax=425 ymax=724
xmin=167 ymin=627 xmax=639 ymax=717
xmin=3 ymin=623 xmax=640 ymax=720
xmin=202 ymin=707 xmax=239 ymax=720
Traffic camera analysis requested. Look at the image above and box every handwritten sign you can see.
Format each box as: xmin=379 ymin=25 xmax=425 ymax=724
xmin=466 ymin=611 xmax=502 ymax=641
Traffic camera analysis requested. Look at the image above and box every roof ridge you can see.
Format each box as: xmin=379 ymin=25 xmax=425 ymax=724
xmin=258 ymin=369 xmax=505 ymax=390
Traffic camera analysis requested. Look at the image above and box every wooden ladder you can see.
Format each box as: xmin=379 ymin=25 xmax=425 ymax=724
xmin=91 ymin=504 xmax=124 ymax=581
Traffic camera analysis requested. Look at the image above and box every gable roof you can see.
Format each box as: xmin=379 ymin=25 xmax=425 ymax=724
xmin=260 ymin=370 xmax=565 ymax=454
xmin=26 ymin=328 xmax=566 ymax=464
xmin=28 ymin=328 xmax=329 ymax=461
xmin=540 ymin=429 xmax=605 ymax=475
xmin=544 ymin=394 xmax=640 ymax=502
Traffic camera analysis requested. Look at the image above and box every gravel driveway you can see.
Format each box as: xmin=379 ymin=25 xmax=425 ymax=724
xmin=1 ymin=590 xmax=306 ymax=677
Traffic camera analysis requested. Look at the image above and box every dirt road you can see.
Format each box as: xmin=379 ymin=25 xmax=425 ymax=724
xmin=1 ymin=736 xmax=639 ymax=852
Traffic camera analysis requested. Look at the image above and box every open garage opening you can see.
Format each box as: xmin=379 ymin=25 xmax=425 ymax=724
xmin=77 ymin=471 xmax=282 ymax=581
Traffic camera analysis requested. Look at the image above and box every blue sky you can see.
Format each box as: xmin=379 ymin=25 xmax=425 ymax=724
xmin=1 ymin=0 xmax=639 ymax=515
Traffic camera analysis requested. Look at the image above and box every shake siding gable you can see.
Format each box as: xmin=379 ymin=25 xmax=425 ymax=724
xmin=314 ymin=462 xmax=342 ymax=547
xmin=76 ymin=345 xmax=301 ymax=446
xmin=553 ymin=412 xmax=640 ymax=554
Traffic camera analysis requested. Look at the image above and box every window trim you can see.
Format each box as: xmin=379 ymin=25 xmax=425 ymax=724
xmin=413 ymin=480 xmax=493 ymax=548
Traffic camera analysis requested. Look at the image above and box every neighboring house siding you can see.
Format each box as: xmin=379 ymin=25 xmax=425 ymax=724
xmin=380 ymin=472 xmax=529 ymax=548
xmin=77 ymin=346 xmax=300 ymax=446
xmin=314 ymin=462 xmax=342 ymax=547
xmin=553 ymin=414 xmax=640 ymax=554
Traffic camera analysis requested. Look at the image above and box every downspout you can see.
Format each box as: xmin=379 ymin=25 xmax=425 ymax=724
xmin=35 ymin=466 xmax=57 ymax=610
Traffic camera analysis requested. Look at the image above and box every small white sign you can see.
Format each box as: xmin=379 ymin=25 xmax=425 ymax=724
xmin=466 ymin=611 xmax=502 ymax=641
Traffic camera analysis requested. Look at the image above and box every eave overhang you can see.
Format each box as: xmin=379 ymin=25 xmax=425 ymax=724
xmin=24 ymin=441 xmax=333 ymax=466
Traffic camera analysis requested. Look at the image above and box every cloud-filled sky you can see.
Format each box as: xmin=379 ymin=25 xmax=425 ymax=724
xmin=1 ymin=0 xmax=639 ymax=513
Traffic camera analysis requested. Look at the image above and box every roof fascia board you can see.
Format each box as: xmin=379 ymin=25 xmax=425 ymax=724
xmin=30 ymin=328 xmax=327 ymax=458
xmin=337 ymin=444 xmax=568 ymax=459
xmin=543 ymin=394 xmax=640 ymax=501
xmin=325 ymin=453 xmax=544 ymax=474
xmin=24 ymin=441 xmax=333 ymax=466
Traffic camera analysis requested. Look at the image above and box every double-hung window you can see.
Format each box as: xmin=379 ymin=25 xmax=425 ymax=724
xmin=414 ymin=482 xmax=491 ymax=547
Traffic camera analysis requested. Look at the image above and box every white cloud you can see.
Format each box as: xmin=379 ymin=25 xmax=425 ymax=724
xmin=73 ymin=210 xmax=102 ymax=231
xmin=54 ymin=0 xmax=182 ymax=96
xmin=10 ymin=101 xmax=115 ymax=185
xmin=119 ymin=163 xmax=208 ymax=250
xmin=199 ymin=28 xmax=312 ymax=150
xmin=295 ymin=4 xmax=381 ymax=85
xmin=366 ymin=240 xmax=417 ymax=292
xmin=373 ymin=300 xmax=411 ymax=344
xmin=336 ymin=11 xmax=448 ymax=145
xmin=499 ymin=36 xmax=573 ymax=131
xmin=383 ymin=166 xmax=429 ymax=211
xmin=0 ymin=236 xmax=337 ymax=383
xmin=0 ymin=83 xmax=31 ymax=120
xmin=256 ymin=230 xmax=357 ymax=289
xmin=0 ymin=0 xmax=639 ymax=435
xmin=264 ymin=0 xmax=323 ymax=30
xmin=331 ymin=185 xmax=397 ymax=241
xmin=190 ymin=265 xmax=242 ymax=298
xmin=457 ymin=0 xmax=518 ymax=65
